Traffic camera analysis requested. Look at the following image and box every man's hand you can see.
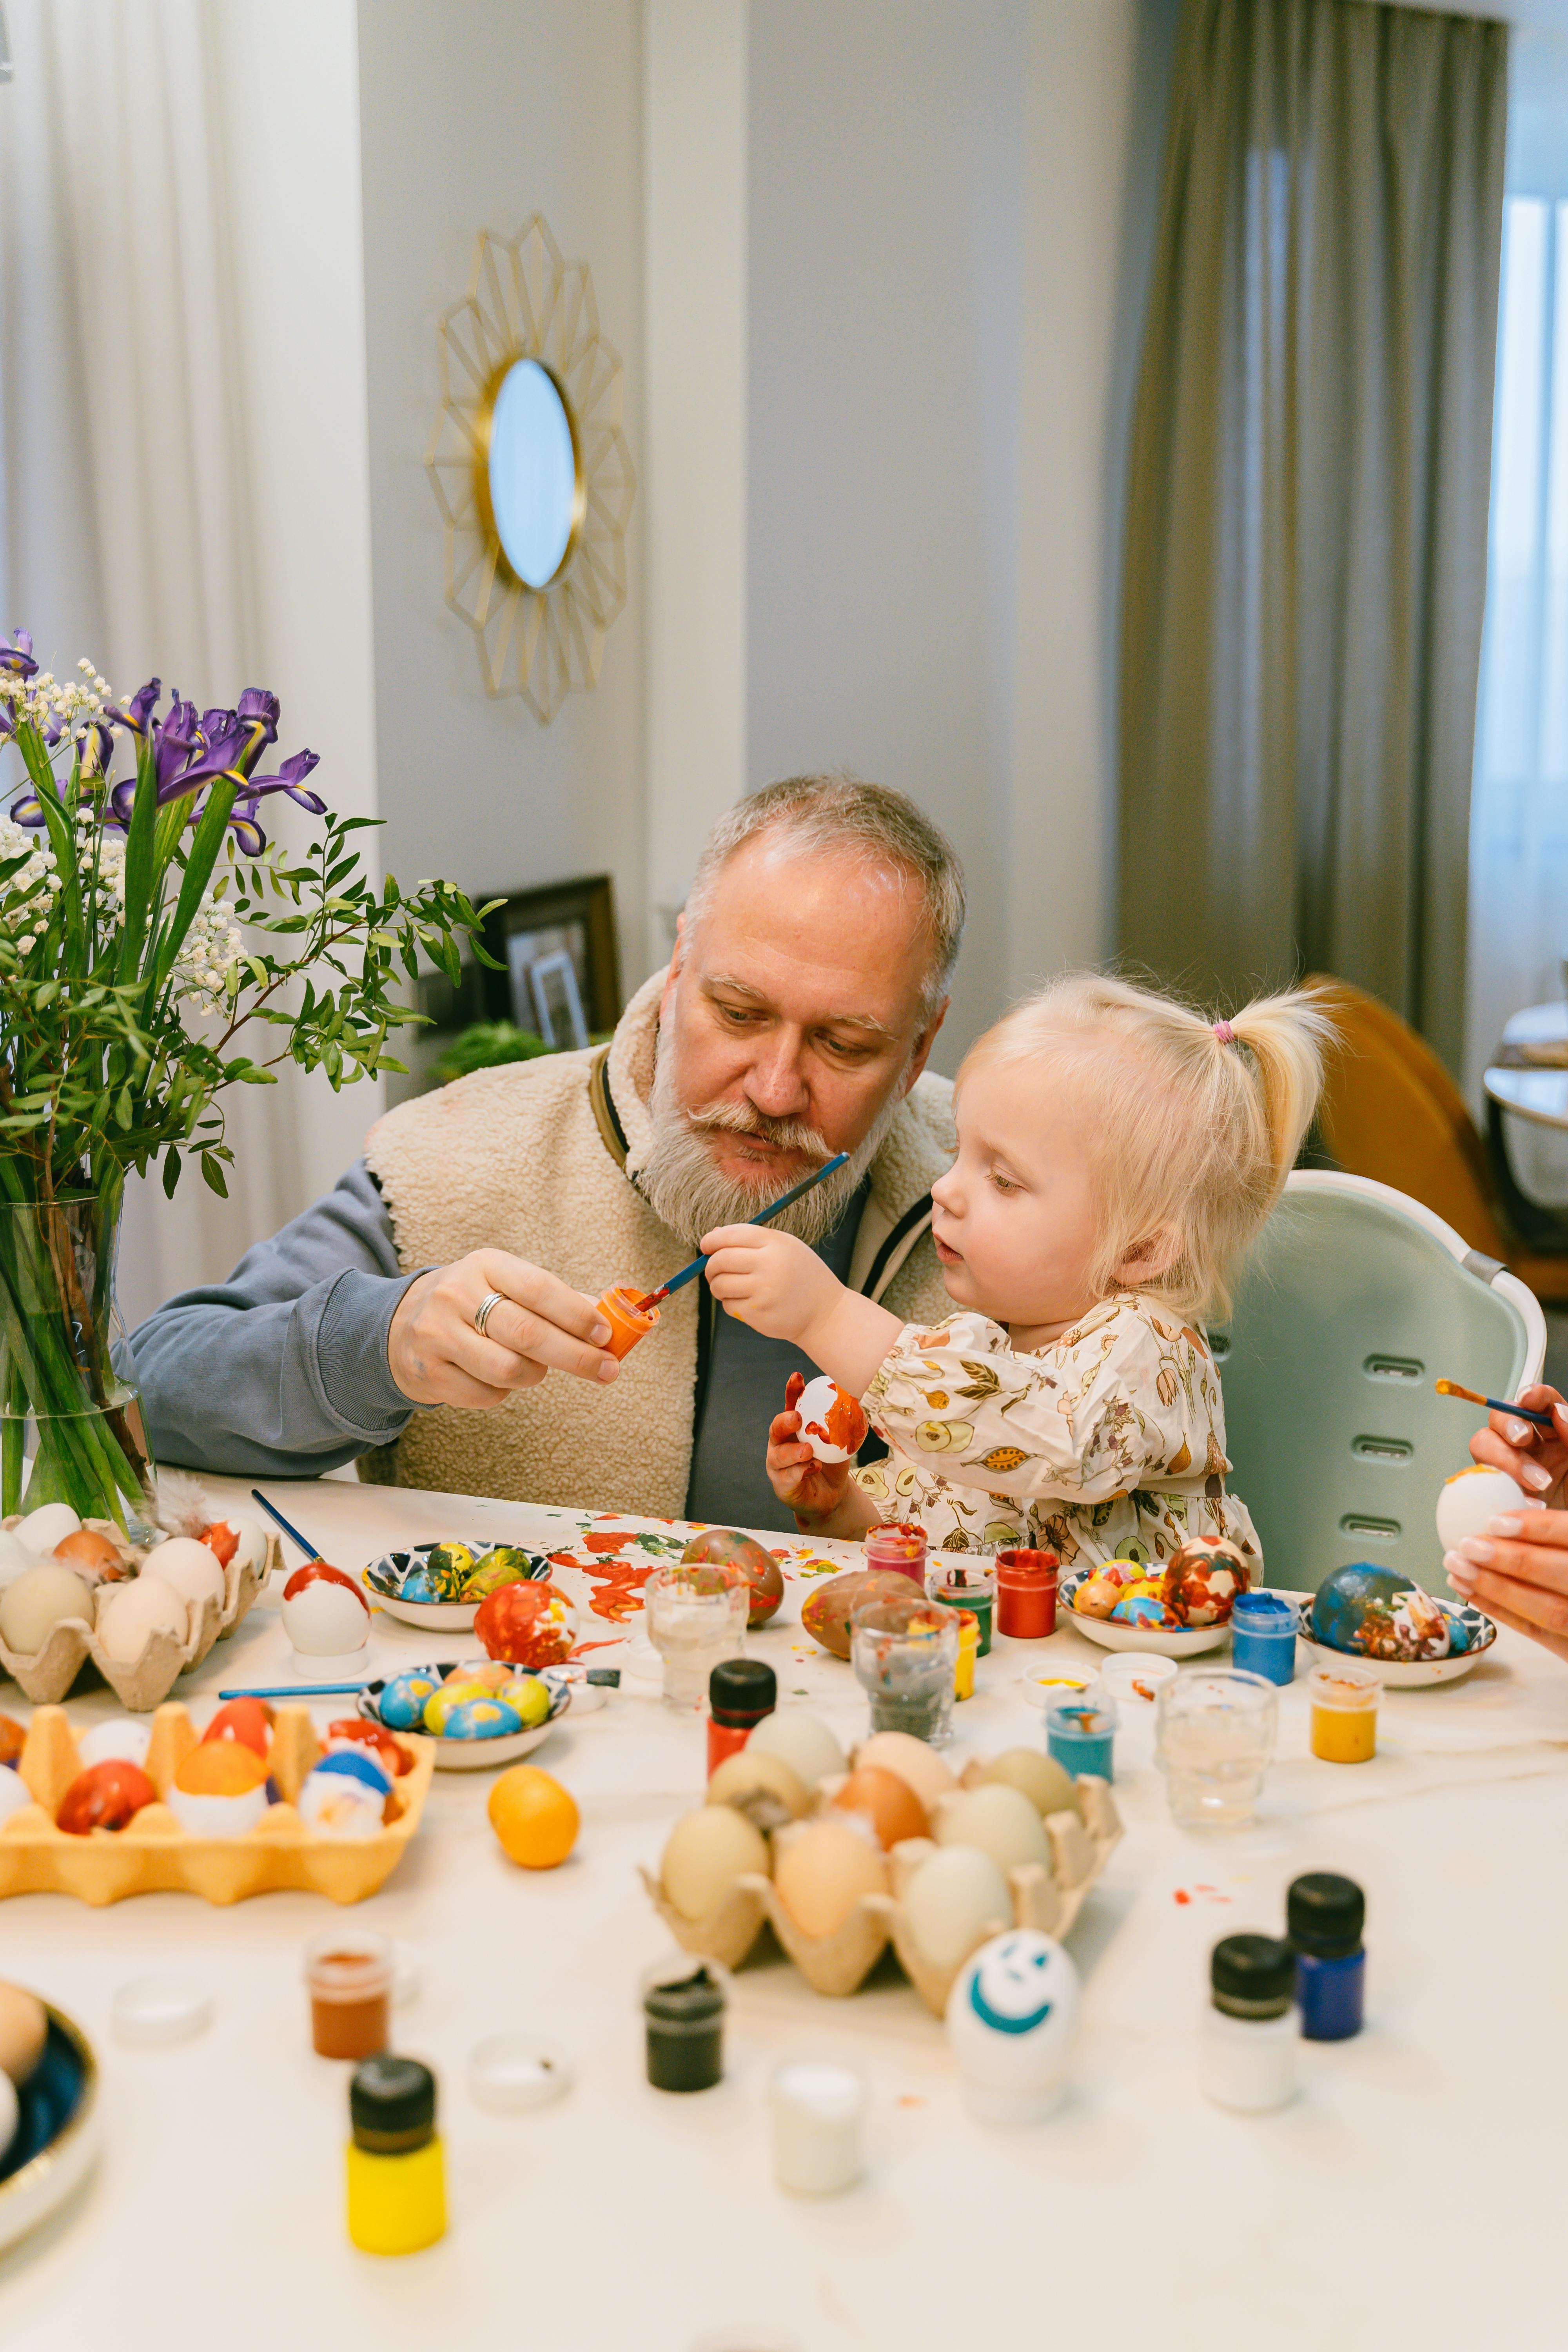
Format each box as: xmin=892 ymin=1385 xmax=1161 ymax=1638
xmin=388 ymin=1251 xmax=620 ymax=1409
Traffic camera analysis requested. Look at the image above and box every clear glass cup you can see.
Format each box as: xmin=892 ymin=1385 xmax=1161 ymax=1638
xmin=1155 ymin=1668 xmax=1278 ymax=1829
xmin=851 ymin=1593 xmax=958 ymax=1744
xmin=642 ymin=1562 xmax=749 ymax=1711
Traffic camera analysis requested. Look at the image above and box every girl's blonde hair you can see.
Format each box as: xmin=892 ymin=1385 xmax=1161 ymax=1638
xmin=959 ymin=975 xmax=1334 ymax=1325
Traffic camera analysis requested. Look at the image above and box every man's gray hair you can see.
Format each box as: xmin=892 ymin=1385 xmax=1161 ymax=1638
xmin=683 ymin=773 xmax=966 ymax=1022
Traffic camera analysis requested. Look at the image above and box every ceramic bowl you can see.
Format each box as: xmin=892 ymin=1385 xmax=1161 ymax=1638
xmin=1057 ymin=1567 xmax=1234 ymax=1658
xmin=357 ymin=1659 xmax=572 ymax=1772
xmin=360 ymin=1541 xmax=552 ymax=1632
xmin=1293 ymin=1596 xmax=1497 ymax=1686
xmin=0 ymin=2004 xmax=99 ymax=2252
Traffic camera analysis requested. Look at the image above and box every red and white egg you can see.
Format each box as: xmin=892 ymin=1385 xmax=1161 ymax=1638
xmin=281 ymin=1561 xmax=371 ymax=1659
xmin=793 ymin=1375 xmax=869 ymax=1465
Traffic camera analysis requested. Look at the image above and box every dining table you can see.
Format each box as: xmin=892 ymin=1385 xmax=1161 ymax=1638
xmin=2 ymin=1468 xmax=1567 ymax=2352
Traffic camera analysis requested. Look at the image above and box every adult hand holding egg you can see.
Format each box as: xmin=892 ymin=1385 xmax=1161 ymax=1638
xmin=1455 ymin=1384 xmax=1568 ymax=1664
xmin=386 ymin=1250 xmax=622 ymax=1409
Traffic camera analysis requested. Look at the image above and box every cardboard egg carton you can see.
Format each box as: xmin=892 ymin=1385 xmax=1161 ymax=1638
xmin=640 ymin=1759 xmax=1123 ymax=2013
xmin=0 ymin=1523 xmax=279 ymax=1710
xmin=0 ymin=1702 xmax=434 ymax=1905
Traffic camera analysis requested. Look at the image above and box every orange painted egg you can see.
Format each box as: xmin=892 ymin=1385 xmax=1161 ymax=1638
xmin=201 ymin=1698 xmax=273 ymax=1758
xmin=175 ymin=1742 xmax=269 ymax=1797
xmin=56 ymin=1759 xmax=157 ymax=1835
xmin=831 ymin=1763 xmax=929 ymax=1850
xmin=474 ymin=1580 xmax=573 ymax=1669
xmin=0 ymin=1715 xmax=22 ymax=1769
xmin=681 ymin=1528 xmax=784 ymax=1628
xmin=324 ymin=1719 xmax=410 ymax=1776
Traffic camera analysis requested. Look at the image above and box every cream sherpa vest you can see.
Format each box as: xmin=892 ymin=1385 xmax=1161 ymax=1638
xmin=360 ymin=971 xmax=956 ymax=1513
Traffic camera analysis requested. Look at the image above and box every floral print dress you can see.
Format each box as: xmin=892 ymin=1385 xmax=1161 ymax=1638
xmin=853 ymin=1292 xmax=1261 ymax=1574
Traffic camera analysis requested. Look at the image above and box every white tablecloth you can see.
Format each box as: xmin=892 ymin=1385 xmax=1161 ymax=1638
xmin=3 ymin=1474 xmax=1566 ymax=2352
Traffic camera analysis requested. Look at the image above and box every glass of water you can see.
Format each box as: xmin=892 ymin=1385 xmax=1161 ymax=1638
xmin=1155 ymin=1669 xmax=1278 ymax=1830
xmin=643 ymin=1561 xmax=749 ymax=1711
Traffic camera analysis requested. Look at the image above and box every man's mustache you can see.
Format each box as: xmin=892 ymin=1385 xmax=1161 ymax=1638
xmin=681 ymin=1098 xmax=830 ymax=1158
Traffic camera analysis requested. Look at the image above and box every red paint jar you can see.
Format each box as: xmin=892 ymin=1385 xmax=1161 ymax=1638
xmin=995 ymin=1549 xmax=1059 ymax=1639
xmin=864 ymin=1523 xmax=928 ymax=1584
xmin=706 ymin=1659 xmax=778 ymax=1776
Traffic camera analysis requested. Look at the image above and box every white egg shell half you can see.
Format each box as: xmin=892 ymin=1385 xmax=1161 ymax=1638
xmin=141 ymin=1537 xmax=226 ymax=1612
xmin=902 ymin=1843 xmax=1013 ymax=1969
xmin=16 ymin=1503 xmax=82 ymax=1555
xmin=78 ymin=1718 xmax=153 ymax=1771
xmin=1436 ymin=1465 xmax=1544 ymax=1551
xmin=94 ymin=1575 xmax=189 ymax=1664
xmin=168 ymin=1782 xmax=270 ymax=1838
xmin=744 ymin=1710 xmax=847 ymax=1789
xmin=0 ymin=1764 xmax=32 ymax=1827
xmin=794 ymin=1374 xmax=862 ymax=1464
xmin=934 ymin=1783 xmax=1049 ymax=1875
xmin=281 ymin=1577 xmax=370 ymax=1658
xmin=218 ymin=1513 xmax=268 ymax=1576
xmin=297 ymin=1770 xmax=384 ymax=1839
xmin=0 ymin=1564 xmax=93 ymax=1655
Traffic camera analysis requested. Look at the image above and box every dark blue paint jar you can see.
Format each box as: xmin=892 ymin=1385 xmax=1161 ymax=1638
xmin=1288 ymin=1873 xmax=1365 ymax=2040
xmin=1229 ymin=1590 xmax=1298 ymax=1686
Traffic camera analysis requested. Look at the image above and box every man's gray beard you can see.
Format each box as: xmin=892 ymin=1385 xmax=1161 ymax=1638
xmin=638 ymin=1042 xmax=910 ymax=1249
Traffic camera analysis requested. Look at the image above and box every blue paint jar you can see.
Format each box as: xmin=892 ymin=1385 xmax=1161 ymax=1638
xmin=1229 ymin=1590 xmax=1298 ymax=1685
xmin=1288 ymin=1872 xmax=1365 ymax=2040
xmin=1045 ymin=1697 xmax=1118 ymax=1782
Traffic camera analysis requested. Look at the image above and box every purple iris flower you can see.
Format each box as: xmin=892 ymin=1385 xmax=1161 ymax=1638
xmin=236 ymin=688 xmax=279 ymax=749
xmin=0 ymin=630 xmax=37 ymax=681
xmin=242 ymin=749 xmax=324 ymax=815
xmin=77 ymin=720 xmax=116 ymax=779
xmin=105 ymin=678 xmax=160 ymax=735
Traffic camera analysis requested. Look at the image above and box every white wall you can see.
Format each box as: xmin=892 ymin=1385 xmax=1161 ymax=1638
xmin=355 ymin=0 xmax=649 ymax=995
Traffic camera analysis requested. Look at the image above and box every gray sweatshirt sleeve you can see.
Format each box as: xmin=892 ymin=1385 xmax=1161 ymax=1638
xmin=120 ymin=1160 xmax=426 ymax=1477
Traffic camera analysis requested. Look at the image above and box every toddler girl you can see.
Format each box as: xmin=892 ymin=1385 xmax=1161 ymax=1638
xmin=702 ymin=975 xmax=1331 ymax=1575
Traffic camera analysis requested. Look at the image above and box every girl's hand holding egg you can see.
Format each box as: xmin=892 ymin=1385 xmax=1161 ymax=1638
xmin=768 ymin=1373 xmax=854 ymax=1529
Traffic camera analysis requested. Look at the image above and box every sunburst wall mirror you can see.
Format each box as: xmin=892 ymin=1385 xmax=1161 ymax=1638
xmin=426 ymin=218 xmax=635 ymax=724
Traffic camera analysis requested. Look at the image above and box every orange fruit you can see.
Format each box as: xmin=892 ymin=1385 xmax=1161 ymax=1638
xmin=487 ymin=1766 xmax=579 ymax=1869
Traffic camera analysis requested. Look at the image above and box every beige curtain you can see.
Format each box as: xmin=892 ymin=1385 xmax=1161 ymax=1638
xmin=1118 ymin=0 xmax=1508 ymax=1073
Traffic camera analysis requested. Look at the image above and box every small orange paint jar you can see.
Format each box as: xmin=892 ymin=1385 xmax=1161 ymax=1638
xmin=596 ymin=1284 xmax=661 ymax=1359
xmin=1307 ymin=1662 xmax=1379 ymax=1764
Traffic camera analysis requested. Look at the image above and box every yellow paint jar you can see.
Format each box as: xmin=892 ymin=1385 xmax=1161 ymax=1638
xmin=953 ymin=1608 xmax=980 ymax=1701
xmin=1307 ymin=1662 xmax=1379 ymax=1764
xmin=347 ymin=2056 xmax=446 ymax=2256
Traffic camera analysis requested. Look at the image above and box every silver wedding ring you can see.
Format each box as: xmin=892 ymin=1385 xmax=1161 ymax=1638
xmin=473 ymin=1290 xmax=506 ymax=1339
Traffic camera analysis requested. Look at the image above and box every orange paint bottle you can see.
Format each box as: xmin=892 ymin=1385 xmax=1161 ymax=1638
xmin=596 ymin=1284 xmax=661 ymax=1359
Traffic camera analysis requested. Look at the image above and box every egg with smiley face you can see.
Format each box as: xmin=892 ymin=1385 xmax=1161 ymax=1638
xmin=945 ymin=1929 xmax=1081 ymax=2124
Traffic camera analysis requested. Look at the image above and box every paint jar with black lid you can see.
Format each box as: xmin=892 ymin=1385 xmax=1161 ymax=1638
xmin=707 ymin=1658 xmax=777 ymax=1777
xmin=345 ymin=2054 xmax=446 ymax=2254
xmin=641 ymin=1957 xmax=730 ymax=2092
xmin=1201 ymin=1933 xmax=1297 ymax=2113
xmin=1289 ymin=1873 xmax=1365 ymax=2042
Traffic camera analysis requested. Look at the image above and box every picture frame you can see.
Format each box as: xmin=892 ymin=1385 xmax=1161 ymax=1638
xmin=478 ymin=875 xmax=622 ymax=1048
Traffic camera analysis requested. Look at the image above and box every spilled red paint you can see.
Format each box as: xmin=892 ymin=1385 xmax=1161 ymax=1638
xmin=583 ymin=1532 xmax=635 ymax=1553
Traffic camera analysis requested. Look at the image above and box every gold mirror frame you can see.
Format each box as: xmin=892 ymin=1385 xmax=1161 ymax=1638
xmin=426 ymin=219 xmax=635 ymax=724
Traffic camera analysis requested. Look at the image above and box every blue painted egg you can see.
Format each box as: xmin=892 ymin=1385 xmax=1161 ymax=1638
xmin=439 ymin=1697 xmax=523 ymax=1742
xmin=377 ymin=1669 xmax=440 ymax=1730
xmin=1112 ymin=1593 xmax=1172 ymax=1630
xmin=1310 ymin=1563 xmax=1450 ymax=1662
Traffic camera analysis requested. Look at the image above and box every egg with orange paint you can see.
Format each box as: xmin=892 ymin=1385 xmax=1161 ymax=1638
xmin=281 ymin=1560 xmax=371 ymax=1658
xmin=794 ymin=1374 xmax=868 ymax=1465
xmin=680 ymin=1527 xmax=783 ymax=1629
xmin=56 ymin=1758 xmax=157 ymax=1835
xmin=169 ymin=1738 xmax=272 ymax=1836
xmin=201 ymin=1697 xmax=273 ymax=1759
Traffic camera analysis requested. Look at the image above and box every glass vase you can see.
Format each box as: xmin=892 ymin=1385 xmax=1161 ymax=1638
xmin=0 ymin=1182 xmax=155 ymax=1533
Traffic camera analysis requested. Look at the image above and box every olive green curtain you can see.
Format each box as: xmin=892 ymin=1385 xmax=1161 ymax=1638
xmin=1118 ymin=0 xmax=1508 ymax=1072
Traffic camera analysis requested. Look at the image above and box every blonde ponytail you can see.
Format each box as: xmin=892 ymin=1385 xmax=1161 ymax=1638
xmin=959 ymin=975 xmax=1336 ymax=1325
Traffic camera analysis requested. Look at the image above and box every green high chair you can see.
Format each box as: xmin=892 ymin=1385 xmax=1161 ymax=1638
xmin=1211 ymin=1171 xmax=1547 ymax=1596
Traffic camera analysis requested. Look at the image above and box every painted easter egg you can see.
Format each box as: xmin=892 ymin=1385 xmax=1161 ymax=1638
xmin=793 ymin=1374 xmax=869 ymax=1464
xmin=439 ymin=1697 xmax=524 ymax=1742
xmin=946 ymin=1929 xmax=1081 ymax=2123
xmin=201 ymin=1698 xmax=273 ymax=1758
xmin=298 ymin=1749 xmax=392 ymax=1837
xmin=459 ymin=1545 xmax=541 ymax=1602
xmin=377 ymin=1670 xmax=441 ymax=1730
xmin=800 ymin=1568 xmax=915 ymax=1659
xmin=497 ymin=1675 xmax=553 ymax=1729
xmin=1160 ymin=1535 xmax=1251 ymax=1626
xmin=401 ymin=1543 xmax=473 ymax=1603
xmin=325 ymin=1719 xmax=410 ymax=1775
xmin=1435 ymin=1465 xmax=1540 ymax=1552
xmin=281 ymin=1561 xmax=370 ymax=1657
xmin=1071 ymin=1567 xmax=1132 ymax=1621
xmin=1310 ymin=1562 xmax=1451 ymax=1662
xmin=56 ymin=1758 xmax=157 ymax=1835
xmin=681 ymin=1527 xmax=784 ymax=1629
xmin=474 ymin=1580 xmax=573 ymax=1669
xmin=0 ymin=1715 xmax=25 ymax=1770
xmin=422 ymin=1676 xmax=498 ymax=1735
xmin=169 ymin=1741 xmax=271 ymax=1836
xmin=1109 ymin=1583 xmax=1178 ymax=1630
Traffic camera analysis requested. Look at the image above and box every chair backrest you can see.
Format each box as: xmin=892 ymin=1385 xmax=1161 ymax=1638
xmin=1212 ymin=1170 xmax=1545 ymax=1594
xmin=1306 ymin=973 xmax=1509 ymax=1259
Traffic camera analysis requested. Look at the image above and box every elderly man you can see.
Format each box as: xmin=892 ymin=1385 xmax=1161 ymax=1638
xmin=127 ymin=775 xmax=964 ymax=1529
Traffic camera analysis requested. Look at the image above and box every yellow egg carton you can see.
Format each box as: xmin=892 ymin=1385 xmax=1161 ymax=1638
xmin=0 ymin=1526 xmax=280 ymax=1711
xmin=639 ymin=1754 xmax=1123 ymax=2015
xmin=0 ymin=1703 xmax=434 ymax=1906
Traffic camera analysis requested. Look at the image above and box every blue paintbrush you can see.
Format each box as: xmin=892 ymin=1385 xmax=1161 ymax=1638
xmin=634 ymin=1150 xmax=850 ymax=1312
xmin=251 ymin=1488 xmax=323 ymax=1558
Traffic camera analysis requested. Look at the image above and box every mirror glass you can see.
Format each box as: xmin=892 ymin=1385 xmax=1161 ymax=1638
xmin=487 ymin=359 xmax=577 ymax=588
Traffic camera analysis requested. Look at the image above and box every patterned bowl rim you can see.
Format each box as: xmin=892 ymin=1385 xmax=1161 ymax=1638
xmin=357 ymin=1659 xmax=573 ymax=1742
xmin=361 ymin=1542 xmax=552 ymax=1602
xmin=1292 ymin=1593 xmax=1498 ymax=1660
xmin=1057 ymin=1563 xmax=1239 ymax=1637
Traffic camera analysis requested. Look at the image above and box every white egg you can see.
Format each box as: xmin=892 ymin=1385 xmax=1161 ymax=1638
xmin=16 ymin=1503 xmax=81 ymax=1555
xmin=0 ymin=1564 xmax=93 ymax=1655
xmin=78 ymin=1718 xmax=153 ymax=1771
xmin=218 ymin=1513 xmax=268 ymax=1577
xmin=794 ymin=1374 xmax=866 ymax=1464
xmin=0 ymin=1530 xmax=34 ymax=1588
xmin=167 ymin=1783 xmax=270 ymax=1838
xmin=140 ymin=1537 xmax=225 ymax=1613
xmin=1436 ymin=1465 xmax=1543 ymax=1551
xmin=0 ymin=1763 xmax=32 ymax=1828
xmin=745 ymin=1710 xmax=848 ymax=1789
xmin=281 ymin=1575 xmax=370 ymax=1659
xmin=933 ymin=1784 xmax=1049 ymax=1875
xmin=94 ymin=1575 xmax=189 ymax=1664
xmin=902 ymin=1844 xmax=1013 ymax=1969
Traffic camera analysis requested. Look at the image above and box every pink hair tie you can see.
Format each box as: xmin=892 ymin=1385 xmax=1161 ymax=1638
xmin=1213 ymin=1020 xmax=1237 ymax=1045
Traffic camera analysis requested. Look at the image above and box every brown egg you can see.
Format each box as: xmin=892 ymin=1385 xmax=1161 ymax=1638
xmin=831 ymin=1764 xmax=929 ymax=1850
xmin=773 ymin=1818 xmax=889 ymax=1939
xmin=53 ymin=1526 xmax=124 ymax=1577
